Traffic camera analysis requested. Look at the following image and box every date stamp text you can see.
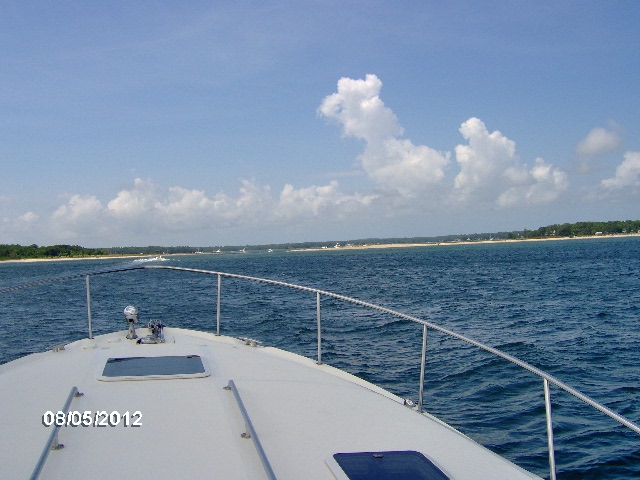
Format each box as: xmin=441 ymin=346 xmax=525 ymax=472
xmin=42 ymin=410 xmax=142 ymax=427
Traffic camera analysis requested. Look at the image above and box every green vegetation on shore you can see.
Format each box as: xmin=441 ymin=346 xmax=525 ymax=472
xmin=0 ymin=244 xmax=108 ymax=261
xmin=1 ymin=220 xmax=639 ymax=260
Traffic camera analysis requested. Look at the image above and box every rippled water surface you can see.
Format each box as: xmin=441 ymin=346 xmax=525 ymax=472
xmin=1 ymin=237 xmax=639 ymax=478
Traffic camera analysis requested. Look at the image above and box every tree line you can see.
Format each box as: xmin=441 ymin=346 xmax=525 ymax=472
xmin=0 ymin=244 xmax=108 ymax=260
xmin=520 ymin=220 xmax=640 ymax=239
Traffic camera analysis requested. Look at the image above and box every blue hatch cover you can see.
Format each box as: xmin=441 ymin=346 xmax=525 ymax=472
xmin=102 ymin=355 xmax=205 ymax=377
xmin=333 ymin=451 xmax=449 ymax=480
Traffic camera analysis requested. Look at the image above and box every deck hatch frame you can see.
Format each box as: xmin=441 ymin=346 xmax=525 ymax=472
xmin=327 ymin=450 xmax=449 ymax=480
xmin=99 ymin=354 xmax=210 ymax=381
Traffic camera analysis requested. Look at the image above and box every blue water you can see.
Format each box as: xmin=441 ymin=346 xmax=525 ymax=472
xmin=1 ymin=238 xmax=639 ymax=478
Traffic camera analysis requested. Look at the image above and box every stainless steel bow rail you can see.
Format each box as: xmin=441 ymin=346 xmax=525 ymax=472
xmin=3 ymin=264 xmax=640 ymax=480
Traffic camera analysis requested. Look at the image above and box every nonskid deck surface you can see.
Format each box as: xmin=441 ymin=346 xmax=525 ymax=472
xmin=0 ymin=327 xmax=541 ymax=479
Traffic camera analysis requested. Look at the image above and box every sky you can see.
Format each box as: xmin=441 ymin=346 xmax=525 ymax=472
xmin=1 ymin=1 xmax=639 ymax=247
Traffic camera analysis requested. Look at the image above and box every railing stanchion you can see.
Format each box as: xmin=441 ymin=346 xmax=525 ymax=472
xmin=316 ymin=292 xmax=322 ymax=365
xmin=417 ymin=324 xmax=428 ymax=413
xmin=85 ymin=275 xmax=93 ymax=339
xmin=216 ymin=274 xmax=221 ymax=336
xmin=544 ymin=378 xmax=557 ymax=480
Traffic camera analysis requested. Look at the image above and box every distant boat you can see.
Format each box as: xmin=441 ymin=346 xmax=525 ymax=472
xmin=132 ymin=255 xmax=167 ymax=263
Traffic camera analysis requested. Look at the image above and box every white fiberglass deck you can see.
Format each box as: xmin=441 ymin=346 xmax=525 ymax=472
xmin=0 ymin=327 xmax=540 ymax=480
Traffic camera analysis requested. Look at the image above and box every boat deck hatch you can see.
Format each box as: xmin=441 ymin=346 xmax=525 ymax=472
xmin=329 ymin=451 xmax=449 ymax=480
xmin=99 ymin=355 xmax=210 ymax=381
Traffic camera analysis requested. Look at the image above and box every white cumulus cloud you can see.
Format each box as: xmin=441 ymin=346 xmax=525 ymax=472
xmin=51 ymin=194 xmax=108 ymax=240
xmin=453 ymin=118 xmax=517 ymax=200
xmin=453 ymin=118 xmax=568 ymax=206
xmin=153 ymin=181 xmax=274 ymax=230
xmin=277 ymin=181 xmax=377 ymax=219
xmin=105 ymin=178 xmax=276 ymax=231
xmin=18 ymin=211 xmax=39 ymax=224
xmin=43 ymin=176 xmax=377 ymax=243
xmin=498 ymin=158 xmax=569 ymax=207
xmin=53 ymin=194 xmax=104 ymax=222
xmin=576 ymin=127 xmax=621 ymax=157
xmin=318 ymin=74 xmax=403 ymax=140
xmin=107 ymin=178 xmax=160 ymax=219
xmin=319 ymin=74 xmax=450 ymax=197
xmin=1 ymin=211 xmax=41 ymax=240
xmin=601 ymin=151 xmax=640 ymax=190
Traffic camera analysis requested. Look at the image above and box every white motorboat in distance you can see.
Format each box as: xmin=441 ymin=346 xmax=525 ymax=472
xmin=1 ymin=265 xmax=638 ymax=479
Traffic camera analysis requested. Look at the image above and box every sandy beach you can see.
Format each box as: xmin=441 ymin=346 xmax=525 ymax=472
xmin=0 ymin=254 xmax=155 ymax=264
xmin=289 ymin=233 xmax=640 ymax=252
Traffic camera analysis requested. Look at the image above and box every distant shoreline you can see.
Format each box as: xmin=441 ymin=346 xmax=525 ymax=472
xmin=2 ymin=233 xmax=639 ymax=264
xmin=289 ymin=233 xmax=640 ymax=252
